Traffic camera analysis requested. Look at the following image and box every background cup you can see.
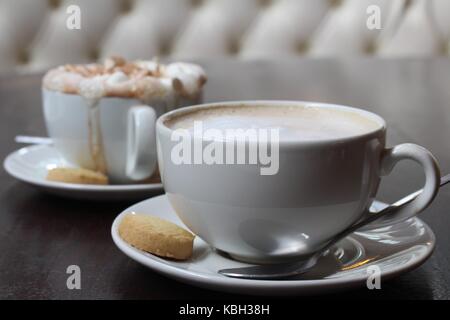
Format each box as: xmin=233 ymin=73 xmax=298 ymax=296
xmin=43 ymin=89 xmax=201 ymax=184
xmin=156 ymin=101 xmax=440 ymax=263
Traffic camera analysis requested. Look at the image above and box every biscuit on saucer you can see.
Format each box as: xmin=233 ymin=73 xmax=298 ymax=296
xmin=118 ymin=213 xmax=195 ymax=260
xmin=47 ymin=167 xmax=109 ymax=185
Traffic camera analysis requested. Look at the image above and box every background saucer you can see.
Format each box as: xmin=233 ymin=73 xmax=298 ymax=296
xmin=4 ymin=145 xmax=163 ymax=201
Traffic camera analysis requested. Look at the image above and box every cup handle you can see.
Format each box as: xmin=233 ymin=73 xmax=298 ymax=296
xmin=361 ymin=143 xmax=440 ymax=230
xmin=126 ymin=105 xmax=157 ymax=181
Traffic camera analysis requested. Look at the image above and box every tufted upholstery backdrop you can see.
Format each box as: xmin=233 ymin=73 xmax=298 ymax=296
xmin=1 ymin=0 xmax=450 ymax=73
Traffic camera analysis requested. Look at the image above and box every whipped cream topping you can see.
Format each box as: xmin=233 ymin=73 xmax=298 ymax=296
xmin=43 ymin=57 xmax=207 ymax=101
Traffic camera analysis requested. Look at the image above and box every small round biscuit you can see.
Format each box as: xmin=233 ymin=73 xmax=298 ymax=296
xmin=47 ymin=167 xmax=109 ymax=185
xmin=118 ymin=213 xmax=195 ymax=260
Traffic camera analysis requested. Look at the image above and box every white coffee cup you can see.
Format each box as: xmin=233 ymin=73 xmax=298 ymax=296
xmin=42 ymin=89 xmax=201 ymax=184
xmin=156 ymin=101 xmax=441 ymax=263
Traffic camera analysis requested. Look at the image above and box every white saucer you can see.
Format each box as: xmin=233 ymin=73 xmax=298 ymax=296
xmin=3 ymin=145 xmax=163 ymax=201
xmin=111 ymin=195 xmax=435 ymax=296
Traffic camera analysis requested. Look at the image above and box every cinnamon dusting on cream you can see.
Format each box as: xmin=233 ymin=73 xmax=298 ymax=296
xmin=43 ymin=56 xmax=207 ymax=102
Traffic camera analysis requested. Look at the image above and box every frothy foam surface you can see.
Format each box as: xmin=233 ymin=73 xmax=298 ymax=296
xmin=43 ymin=57 xmax=207 ymax=101
xmin=166 ymin=105 xmax=382 ymax=141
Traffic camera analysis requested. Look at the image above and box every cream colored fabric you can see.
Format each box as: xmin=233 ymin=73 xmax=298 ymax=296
xmin=1 ymin=0 xmax=449 ymax=72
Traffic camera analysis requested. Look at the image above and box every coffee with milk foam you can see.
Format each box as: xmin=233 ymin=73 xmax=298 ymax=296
xmin=166 ymin=105 xmax=381 ymax=141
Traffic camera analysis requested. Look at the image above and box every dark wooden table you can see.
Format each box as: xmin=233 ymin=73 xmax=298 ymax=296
xmin=1 ymin=59 xmax=449 ymax=300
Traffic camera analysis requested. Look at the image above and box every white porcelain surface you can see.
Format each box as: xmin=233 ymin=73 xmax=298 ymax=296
xmin=43 ymin=89 xmax=200 ymax=184
xmin=43 ymin=89 xmax=155 ymax=184
xmin=156 ymin=101 xmax=440 ymax=263
xmin=3 ymin=145 xmax=163 ymax=201
xmin=111 ymin=195 xmax=435 ymax=296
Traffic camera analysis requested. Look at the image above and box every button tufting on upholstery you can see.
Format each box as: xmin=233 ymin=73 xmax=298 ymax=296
xmin=1 ymin=0 xmax=450 ymax=72
xmin=258 ymin=0 xmax=272 ymax=8
xmin=191 ymin=0 xmax=204 ymax=8
xmin=89 ymin=48 xmax=100 ymax=61
xmin=365 ymin=42 xmax=377 ymax=55
xmin=296 ymin=41 xmax=310 ymax=54
xmin=229 ymin=40 xmax=241 ymax=55
xmin=48 ymin=0 xmax=61 ymax=10
xmin=160 ymin=40 xmax=173 ymax=56
xmin=328 ymin=0 xmax=343 ymax=8
xmin=120 ymin=0 xmax=133 ymax=14
xmin=439 ymin=42 xmax=448 ymax=56
xmin=404 ymin=0 xmax=413 ymax=9
xmin=16 ymin=49 xmax=30 ymax=65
